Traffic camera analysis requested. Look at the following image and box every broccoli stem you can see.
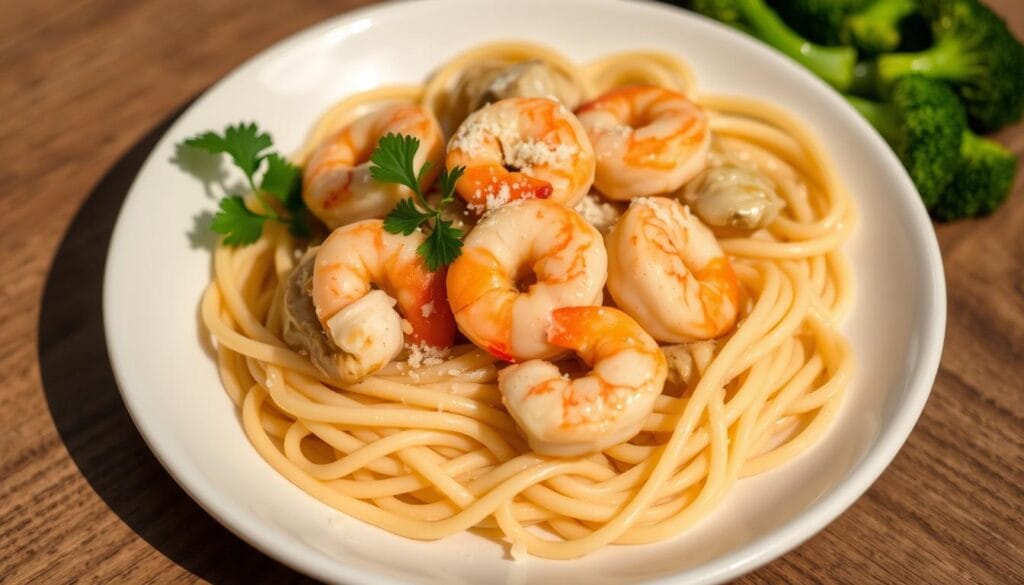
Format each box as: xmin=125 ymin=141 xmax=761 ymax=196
xmin=734 ymin=0 xmax=857 ymax=90
xmin=845 ymin=95 xmax=901 ymax=143
xmin=849 ymin=61 xmax=879 ymax=97
xmin=877 ymin=35 xmax=981 ymax=83
xmin=858 ymin=0 xmax=917 ymax=27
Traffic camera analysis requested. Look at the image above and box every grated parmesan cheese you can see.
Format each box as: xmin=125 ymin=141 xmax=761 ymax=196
xmin=468 ymin=184 xmax=535 ymax=216
xmin=574 ymin=193 xmax=621 ymax=233
xmin=449 ymin=106 xmax=516 ymax=154
xmin=631 ymin=196 xmax=682 ymax=227
xmin=405 ymin=342 xmax=450 ymax=369
xmin=421 ymin=301 xmax=435 ymax=318
xmin=450 ymin=105 xmax=576 ymax=175
xmin=453 ymin=103 xmax=579 ymax=215
xmin=487 ymin=184 xmax=513 ymax=211
xmin=503 ymin=139 xmax=576 ymax=173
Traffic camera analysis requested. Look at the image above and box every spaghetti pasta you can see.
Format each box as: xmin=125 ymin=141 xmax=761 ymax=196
xmin=200 ymin=41 xmax=855 ymax=559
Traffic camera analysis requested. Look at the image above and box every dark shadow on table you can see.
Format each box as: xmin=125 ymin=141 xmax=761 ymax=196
xmin=37 ymin=106 xmax=317 ymax=584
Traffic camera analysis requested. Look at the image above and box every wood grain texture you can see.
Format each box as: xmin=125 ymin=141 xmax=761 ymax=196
xmin=3 ymin=0 xmax=1022 ymax=583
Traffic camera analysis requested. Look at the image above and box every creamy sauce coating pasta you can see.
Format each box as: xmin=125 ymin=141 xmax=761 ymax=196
xmin=201 ymin=41 xmax=855 ymax=560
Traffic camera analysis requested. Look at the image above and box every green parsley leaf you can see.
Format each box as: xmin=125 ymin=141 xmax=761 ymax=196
xmin=419 ymin=218 xmax=464 ymax=271
xmin=384 ymin=198 xmax=432 ymax=235
xmin=438 ymin=166 xmax=465 ymax=205
xmin=287 ymin=210 xmax=311 ymax=238
xmin=415 ymin=160 xmax=435 ymax=188
xmin=184 ymin=122 xmax=272 ymax=182
xmin=372 ymin=133 xmax=465 ymax=269
xmin=369 ymin=133 xmax=421 ymax=194
xmin=182 ymin=131 xmax=229 ymax=153
xmin=182 ymin=122 xmax=312 ymax=247
xmin=261 ymin=153 xmax=301 ymax=205
xmin=210 ymin=196 xmax=267 ymax=246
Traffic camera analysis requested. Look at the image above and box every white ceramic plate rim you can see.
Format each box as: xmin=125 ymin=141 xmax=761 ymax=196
xmin=102 ymin=1 xmax=946 ymax=583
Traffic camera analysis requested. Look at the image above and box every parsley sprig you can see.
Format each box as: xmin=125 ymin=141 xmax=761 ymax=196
xmin=182 ymin=122 xmax=308 ymax=245
xmin=371 ymin=133 xmax=465 ymax=270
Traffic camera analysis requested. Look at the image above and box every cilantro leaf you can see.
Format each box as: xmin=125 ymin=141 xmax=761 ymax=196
xmin=369 ymin=133 xmax=421 ymax=194
xmin=210 ymin=196 xmax=267 ymax=246
xmin=184 ymin=122 xmax=272 ymax=182
xmin=261 ymin=153 xmax=301 ymax=205
xmin=384 ymin=198 xmax=432 ymax=235
xmin=419 ymin=218 xmax=464 ymax=271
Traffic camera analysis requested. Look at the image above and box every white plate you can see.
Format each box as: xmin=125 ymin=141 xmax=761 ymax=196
xmin=103 ymin=0 xmax=946 ymax=583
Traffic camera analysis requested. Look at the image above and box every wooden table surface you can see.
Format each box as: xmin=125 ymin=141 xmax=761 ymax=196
xmin=2 ymin=0 xmax=1022 ymax=582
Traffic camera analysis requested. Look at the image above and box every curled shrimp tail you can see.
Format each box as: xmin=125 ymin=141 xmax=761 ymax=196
xmin=401 ymin=266 xmax=457 ymax=348
xmin=695 ymin=257 xmax=741 ymax=337
xmin=548 ymin=306 xmax=656 ymax=363
xmin=458 ymin=165 xmax=553 ymax=213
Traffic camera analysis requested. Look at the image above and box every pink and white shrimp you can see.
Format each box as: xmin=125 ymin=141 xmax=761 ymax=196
xmin=445 ymin=199 xmax=606 ymax=361
xmin=605 ymin=196 xmax=739 ymax=342
xmin=303 ymin=103 xmax=444 ymax=228
xmin=447 ymin=97 xmax=595 ymax=214
xmin=312 ymin=220 xmax=455 ymax=382
xmin=498 ymin=306 xmax=667 ymax=456
xmin=576 ymin=86 xmax=710 ymax=200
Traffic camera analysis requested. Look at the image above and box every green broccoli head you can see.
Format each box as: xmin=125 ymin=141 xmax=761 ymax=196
xmin=769 ymin=0 xmax=871 ymax=45
xmin=888 ymin=76 xmax=967 ymax=207
xmin=691 ymin=0 xmax=747 ymax=30
xmin=877 ymin=0 xmax=1024 ymax=131
xmin=931 ymin=131 xmax=1018 ymax=220
xmin=689 ymin=0 xmax=858 ymax=90
xmin=847 ymin=76 xmax=966 ymax=208
xmin=767 ymin=0 xmax=918 ymax=53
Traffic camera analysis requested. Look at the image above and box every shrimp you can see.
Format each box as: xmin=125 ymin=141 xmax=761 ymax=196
xmin=303 ymin=103 xmax=444 ymax=228
xmin=446 ymin=199 xmax=607 ymax=361
xmin=576 ymin=86 xmax=711 ymax=200
xmin=605 ymin=197 xmax=739 ymax=342
xmin=498 ymin=306 xmax=667 ymax=457
xmin=311 ymin=220 xmax=455 ymax=382
xmin=446 ymin=97 xmax=595 ymax=214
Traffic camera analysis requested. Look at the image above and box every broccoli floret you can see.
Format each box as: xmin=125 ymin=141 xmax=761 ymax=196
xmin=769 ymin=0 xmax=871 ymax=45
xmin=689 ymin=0 xmax=745 ymax=30
xmin=844 ymin=0 xmax=921 ymax=53
xmin=874 ymin=0 xmax=1024 ymax=131
xmin=846 ymin=76 xmax=966 ymax=207
xmin=931 ymin=131 xmax=1018 ymax=220
xmin=689 ymin=0 xmax=858 ymax=90
xmin=766 ymin=1 xmax=928 ymax=90
xmin=771 ymin=0 xmax=918 ymax=53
